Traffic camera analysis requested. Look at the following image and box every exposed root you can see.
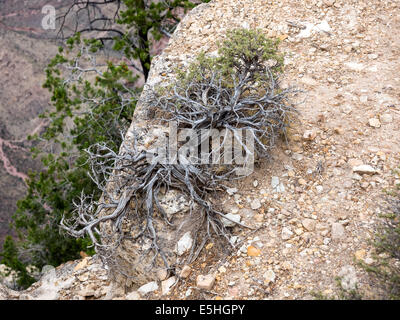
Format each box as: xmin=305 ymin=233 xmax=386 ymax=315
xmin=61 ymin=29 xmax=301 ymax=280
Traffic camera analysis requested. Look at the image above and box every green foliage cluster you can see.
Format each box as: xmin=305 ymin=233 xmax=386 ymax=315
xmin=177 ymin=28 xmax=283 ymax=86
xmin=111 ymin=0 xmax=210 ymax=79
xmin=218 ymin=28 xmax=283 ymax=75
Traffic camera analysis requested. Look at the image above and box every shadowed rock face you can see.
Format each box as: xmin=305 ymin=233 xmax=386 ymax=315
xmin=97 ymin=2 xmax=214 ymax=288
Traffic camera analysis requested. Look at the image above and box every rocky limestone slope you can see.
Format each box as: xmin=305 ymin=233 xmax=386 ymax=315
xmin=1 ymin=0 xmax=400 ymax=300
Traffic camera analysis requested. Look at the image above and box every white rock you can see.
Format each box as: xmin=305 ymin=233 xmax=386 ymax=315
xmin=271 ymin=176 xmax=280 ymax=189
xmin=344 ymin=62 xmax=365 ymax=71
xmin=263 ymin=270 xmax=276 ymax=283
xmin=297 ymin=23 xmax=314 ymax=38
xmin=218 ymin=266 xmax=227 ymax=273
xmin=368 ymin=118 xmax=381 ymax=128
xmin=242 ymin=21 xmax=250 ymax=29
xmin=24 ymin=265 xmax=67 ymax=300
xmin=301 ymin=76 xmax=318 ymax=86
xmin=185 ymin=289 xmax=192 ymax=297
xmin=77 ymin=272 xmax=89 ymax=282
xmin=137 ymin=281 xmax=159 ymax=296
xmin=292 ymin=153 xmax=304 ymax=161
xmin=126 ymin=291 xmax=140 ymax=300
xmin=176 ymin=232 xmax=193 ymax=256
xmin=156 ymin=269 xmax=168 ymax=281
xmin=338 ymin=265 xmax=358 ymax=291
xmin=241 ymin=208 xmax=256 ymax=218
xmin=239 ymin=244 xmax=248 ymax=254
xmin=221 ymin=213 xmax=241 ymax=227
xmin=271 ymin=176 xmax=285 ymax=193
xmin=352 ymin=173 xmax=363 ymax=180
xmin=342 ymin=105 xmax=352 ymax=114
xmin=380 ymin=113 xmax=393 ymax=124
xmin=251 ymin=199 xmax=262 ymax=210
xmin=331 ymin=223 xmax=345 ymax=240
xmin=282 ymin=227 xmax=294 ymax=240
xmin=230 ymin=236 xmax=239 ymax=245
xmin=352 ymin=165 xmax=377 ymax=175
xmin=0 ymin=265 xmax=18 ymax=289
xmin=0 ymin=283 xmax=12 ymax=300
xmin=276 ymin=184 xmax=285 ymax=193
xmin=226 ymin=187 xmax=238 ymax=195
xmin=161 ymin=276 xmax=176 ymax=295
xmin=230 ymin=206 xmax=239 ymax=214
xmin=315 ymin=20 xmax=331 ymax=33
xmin=296 ymin=21 xmax=331 ymax=38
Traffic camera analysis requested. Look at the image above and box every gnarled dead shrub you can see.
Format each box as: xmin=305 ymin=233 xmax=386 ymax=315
xmin=61 ymin=29 xmax=300 ymax=285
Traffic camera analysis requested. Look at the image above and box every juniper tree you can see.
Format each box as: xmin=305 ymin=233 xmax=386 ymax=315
xmin=61 ymin=29 xmax=299 ymax=279
xmin=57 ymin=0 xmax=210 ymax=80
